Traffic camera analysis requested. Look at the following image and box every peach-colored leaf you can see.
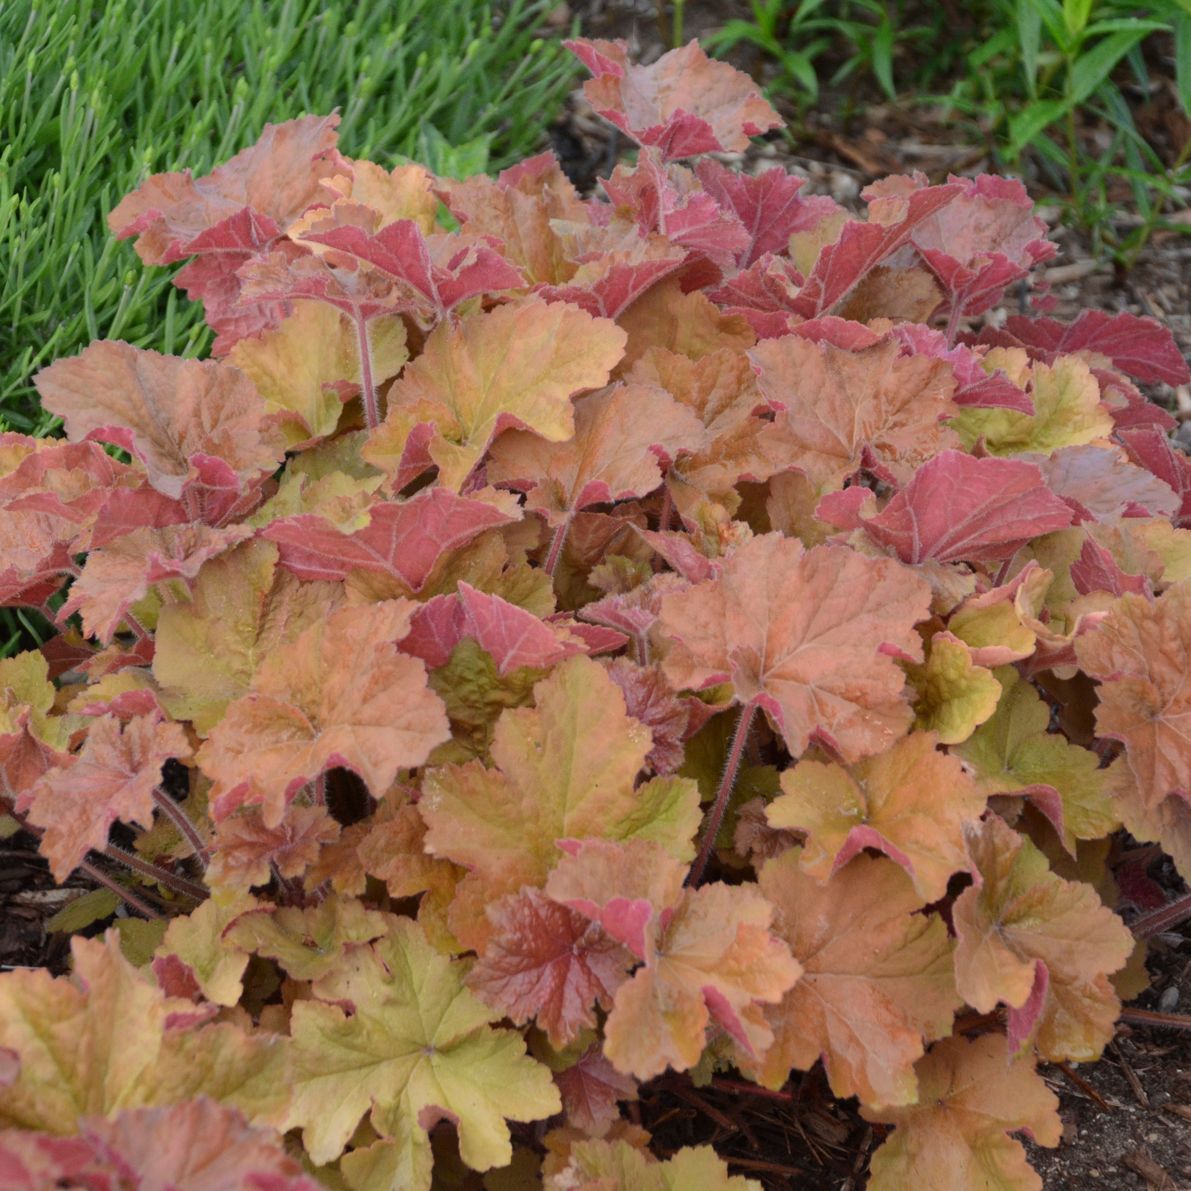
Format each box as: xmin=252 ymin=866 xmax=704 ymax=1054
xmin=657 ymin=534 xmax=931 ymax=762
xmin=1076 ymin=583 xmax=1191 ymax=807
xmin=207 ymin=804 xmax=339 ymax=892
xmin=62 ymin=523 xmax=254 ymax=644
xmin=952 ymin=814 xmax=1134 ymax=1060
xmin=567 ymin=38 xmax=782 ymax=160
xmin=442 ymin=151 xmax=590 ymax=286
xmin=751 ymin=849 xmax=958 ymax=1106
xmin=419 ymin=657 xmax=700 ymax=949
xmin=749 ymin=334 xmax=959 ymax=489
xmin=35 ymin=342 xmax=284 ymax=500
xmin=768 ymin=731 xmax=984 ymax=901
xmin=197 ymin=601 xmax=449 ymax=826
xmin=0 ymin=1100 xmax=321 ymax=1190
xmin=488 ymin=382 xmax=704 ymax=521
xmin=109 ymin=115 xmax=340 ymax=266
xmin=25 ymin=715 xmax=191 ymax=881
xmin=861 ymin=1034 xmax=1060 ymax=1191
xmin=548 ymin=839 xmax=800 ymax=1080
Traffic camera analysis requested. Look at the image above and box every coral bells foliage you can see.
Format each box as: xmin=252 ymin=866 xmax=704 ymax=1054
xmin=1 ymin=38 xmax=1190 ymax=1191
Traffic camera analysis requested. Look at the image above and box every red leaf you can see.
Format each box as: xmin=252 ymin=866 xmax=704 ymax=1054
xmin=695 ymin=159 xmax=842 ymax=268
xmin=845 ymin=451 xmax=1073 ymax=565
xmin=468 ymin=887 xmax=633 ymax=1048
xmin=554 ymin=1046 xmax=638 ymax=1137
xmin=999 ymin=310 xmax=1190 ymax=387
xmin=263 ymin=488 xmax=518 ymax=590
xmin=791 ymin=182 xmax=961 ymax=318
xmin=566 ymin=38 xmax=783 ymax=160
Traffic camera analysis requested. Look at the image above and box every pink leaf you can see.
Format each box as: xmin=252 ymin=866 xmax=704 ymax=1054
xmin=891 ymin=324 xmax=1033 ymax=412
xmin=300 ymin=219 xmax=524 ymax=320
xmin=402 ymin=583 xmax=589 ymax=674
xmin=1070 ymin=537 xmax=1149 ymax=598
xmin=910 ymin=175 xmax=1055 ymax=317
xmin=262 ymin=488 xmax=518 ymax=590
xmin=845 ymin=451 xmax=1073 ymax=564
xmin=1119 ymin=429 xmax=1191 ymax=527
xmin=792 ymin=182 xmax=962 ymax=318
xmin=999 ymin=310 xmax=1190 ymax=386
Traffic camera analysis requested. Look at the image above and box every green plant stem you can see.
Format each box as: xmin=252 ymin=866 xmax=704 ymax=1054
xmin=151 ymin=786 xmax=210 ymax=869
xmin=687 ymin=702 xmax=758 ymax=887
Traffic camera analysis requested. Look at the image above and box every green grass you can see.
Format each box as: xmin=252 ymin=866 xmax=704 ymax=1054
xmin=0 ymin=0 xmax=578 ymax=432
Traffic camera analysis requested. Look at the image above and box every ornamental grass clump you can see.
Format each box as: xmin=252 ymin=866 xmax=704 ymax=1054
xmin=0 ymin=36 xmax=1188 ymax=1191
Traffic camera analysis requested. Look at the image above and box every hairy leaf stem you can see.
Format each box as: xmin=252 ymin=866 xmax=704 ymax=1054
xmin=687 ymin=702 xmax=757 ymax=887
xmin=151 ymin=786 xmax=210 ymax=869
xmin=544 ymin=515 xmax=572 ymax=577
xmin=1131 ymin=890 xmax=1191 ymax=941
xmin=78 ymin=859 xmax=164 ymax=920
xmin=102 ymin=841 xmax=208 ymax=901
xmin=355 ymin=312 xmax=380 ymax=429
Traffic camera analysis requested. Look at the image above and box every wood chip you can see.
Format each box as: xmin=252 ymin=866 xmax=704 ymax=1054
xmin=1122 ymin=1148 xmax=1177 ymax=1190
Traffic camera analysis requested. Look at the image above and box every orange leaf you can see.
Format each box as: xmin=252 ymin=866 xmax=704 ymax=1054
xmin=749 ymin=334 xmax=958 ymax=489
xmin=657 ymin=534 xmax=931 ymax=761
xmin=419 ymin=657 xmax=700 ymax=949
xmin=953 ymin=814 xmax=1134 ymax=1060
xmin=751 ymin=849 xmax=958 ymax=1106
xmin=35 ymin=343 xmax=284 ymax=500
xmin=488 ymin=382 xmax=704 ymax=523
xmin=547 ymin=838 xmax=800 ymax=1080
xmin=768 ymin=731 xmax=985 ymax=901
xmin=197 ymin=601 xmax=448 ymax=826
xmin=861 ymin=1034 xmax=1060 ymax=1191
xmin=1076 ymin=583 xmax=1191 ymax=816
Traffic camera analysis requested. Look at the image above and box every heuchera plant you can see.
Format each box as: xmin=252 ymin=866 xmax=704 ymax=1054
xmin=1 ymin=37 xmax=1189 ymax=1190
